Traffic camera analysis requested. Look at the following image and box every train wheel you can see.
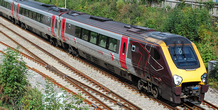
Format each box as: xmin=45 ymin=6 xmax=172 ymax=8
xmin=12 ymin=19 xmax=15 ymax=24
xmin=68 ymin=46 xmax=73 ymax=54
xmin=137 ymin=80 xmax=143 ymax=91
xmin=21 ymin=23 xmax=26 ymax=30
xmin=49 ymin=38 xmax=54 ymax=45
xmin=54 ymin=40 xmax=58 ymax=47
xmin=152 ymin=86 xmax=159 ymax=99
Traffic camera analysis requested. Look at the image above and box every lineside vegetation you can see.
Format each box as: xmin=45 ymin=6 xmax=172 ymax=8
xmin=0 ymin=48 xmax=87 ymax=109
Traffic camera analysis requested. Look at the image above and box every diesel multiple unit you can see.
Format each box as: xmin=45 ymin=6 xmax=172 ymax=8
xmin=0 ymin=0 xmax=209 ymax=104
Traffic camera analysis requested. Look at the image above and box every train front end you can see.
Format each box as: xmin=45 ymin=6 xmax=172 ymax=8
xmin=160 ymin=36 xmax=209 ymax=104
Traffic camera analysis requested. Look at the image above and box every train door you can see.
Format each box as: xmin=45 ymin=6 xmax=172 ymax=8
xmin=119 ymin=36 xmax=128 ymax=69
xmin=51 ymin=15 xmax=56 ymax=37
xmin=60 ymin=18 xmax=66 ymax=41
xmin=11 ymin=2 xmax=14 ymax=17
xmin=16 ymin=4 xmax=19 ymax=20
xmin=130 ymin=41 xmax=150 ymax=78
xmin=56 ymin=16 xmax=61 ymax=40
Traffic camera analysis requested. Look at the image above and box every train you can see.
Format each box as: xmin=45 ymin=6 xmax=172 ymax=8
xmin=0 ymin=0 xmax=209 ymax=104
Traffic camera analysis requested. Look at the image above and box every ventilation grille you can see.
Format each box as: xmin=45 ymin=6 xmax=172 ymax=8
xmin=92 ymin=56 xmax=99 ymax=65
xmin=107 ymin=63 xmax=115 ymax=72
xmin=125 ymin=25 xmax=156 ymax=34
xmin=90 ymin=16 xmax=113 ymax=22
xmin=41 ymin=4 xmax=56 ymax=7
xmin=86 ymin=54 xmax=91 ymax=61
xmin=67 ymin=11 xmax=87 ymax=16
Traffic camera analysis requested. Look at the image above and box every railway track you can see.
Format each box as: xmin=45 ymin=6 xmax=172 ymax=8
xmin=0 ymin=20 xmax=142 ymax=109
xmin=202 ymin=100 xmax=218 ymax=110
xmin=1 ymin=16 xmax=218 ymax=110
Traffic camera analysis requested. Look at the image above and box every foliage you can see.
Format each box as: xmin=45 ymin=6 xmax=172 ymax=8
xmin=0 ymin=48 xmax=88 ymax=109
xmin=21 ymin=86 xmax=44 ymax=110
xmin=204 ymin=0 xmax=217 ymax=11
xmin=42 ymin=79 xmax=88 ymax=110
xmin=0 ymin=47 xmax=28 ymax=109
xmin=209 ymin=62 xmax=218 ymax=89
xmin=163 ymin=7 xmax=211 ymax=41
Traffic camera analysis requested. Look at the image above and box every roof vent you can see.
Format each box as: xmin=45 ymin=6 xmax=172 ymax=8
xmin=67 ymin=11 xmax=87 ymax=16
xmin=51 ymin=7 xmax=68 ymax=12
xmin=41 ymin=4 xmax=56 ymax=7
xmin=125 ymin=25 xmax=156 ymax=34
xmin=89 ymin=16 xmax=113 ymax=22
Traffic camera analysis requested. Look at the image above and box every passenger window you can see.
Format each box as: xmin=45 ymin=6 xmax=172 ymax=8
xmin=29 ymin=10 xmax=32 ymax=19
xmin=6 ymin=2 xmax=8 ymax=9
xmin=154 ymin=49 xmax=160 ymax=60
xmin=82 ymin=29 xmax=89 ymax=41
xmin=108 ymin=38 xmax=117 ymax=52
xmin=40 ymin=14 xmax=43 ymax=23
xmin=90 ymin=32 xmax=97 ymax=44
xmin=37 ymin=13 xmax=40 ymax=22
xmin=22 ymin=8 xmax=25 ymax=15
xmin=26 ymin=10 xmax=29 ymax=17
xmin=33 ymin=12 xmax=36 ymax=20
xmin=122 ymin=42 xmax=126 ymax=54
xmin=98 ymin=34 xmax=107 ymax=48
xmin=75 ymin=26 xmax=81 ymax=38
xmin=19 ymin=7 xmax=22 ymax=14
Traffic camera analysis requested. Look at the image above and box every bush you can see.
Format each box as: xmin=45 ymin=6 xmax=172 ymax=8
xmin=21 ymin=86 xmax=44 ymax=110
xmin=0 ymin=47 xmax=28 ymax=109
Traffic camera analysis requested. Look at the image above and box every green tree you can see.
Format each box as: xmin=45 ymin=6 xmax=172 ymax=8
xmin=0 ymin=47 xmax=29 ymax=109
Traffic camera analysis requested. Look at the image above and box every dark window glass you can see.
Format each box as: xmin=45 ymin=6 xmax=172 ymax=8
xmin=154 ymin=49 xmax=160 ymax=60
xmin=75 ymin=26 xmax=81 ymax=38
xmin=33 ymin=12 xmax=36 ymax=20
xmin=108 ymin=38 xmax=117 ymax=52
xmin=22 ymin=8 xmax=25 ymax=15
xmin=29 ymin=10 xmax=32 ymax=19
xmin=19 ymin=7 xmax=22 ymax=14
xmin=37 ymin=13 xmax=40 ymax=22
xmin=5 ymin=2 xmax=7 ymax=8
xmin=98 ymin=34 xmax=107 ymax=48
xmin=122 ymin=42 xmax=126 ymax=54
xmin=55 ymin=19 xmax=57 ymax=28
xmin=82 ymin=29 xmax=89 ymax=41
xmin=169 ymin=46 xmax=200 ymax=69
xmin=26 ymin=10 xmax=29 ymax=17
xmin=40 ymin=14 xmax=43 ymax=23
xmin=90 ymin=32 xmax=97 ymax=44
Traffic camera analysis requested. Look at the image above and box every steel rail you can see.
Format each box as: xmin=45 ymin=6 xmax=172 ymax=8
xmin=0 ymin=22 xmax=141 ymax=110
xmin=0 ymin=23 xmax=142 ymax=110
xmin=0 ymin=50 xmax=101 ymax=109
xmin=202 ymin=100 xmax=218 ymax=110
xmin=0 ymin=26 xmax=108 ymax=110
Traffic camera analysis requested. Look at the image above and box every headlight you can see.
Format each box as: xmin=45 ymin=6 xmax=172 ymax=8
xmin=201 ymin=73 xmax=207 ymax=83
xmin=173 ymin=75 xmax=183 ymax=86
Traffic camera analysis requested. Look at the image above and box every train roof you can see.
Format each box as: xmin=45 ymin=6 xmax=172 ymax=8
xmin=16 ymin=0 xmax=191 ymax=46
